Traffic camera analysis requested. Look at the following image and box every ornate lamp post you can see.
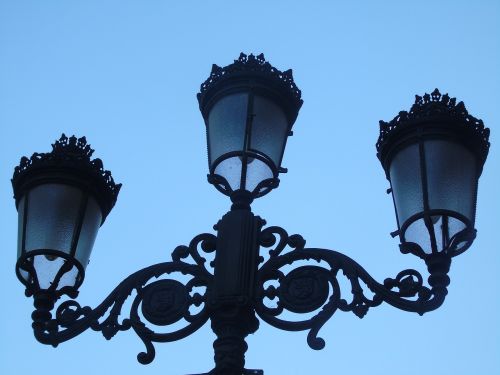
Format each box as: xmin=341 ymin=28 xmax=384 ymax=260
xmin=12 ymin=53 xmax=490 ymax=375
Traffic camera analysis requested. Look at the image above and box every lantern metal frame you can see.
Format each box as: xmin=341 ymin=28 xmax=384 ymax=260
xmin=12 ymin=56 xmax=490 ymax=375
xmin=376 ymin=89 xmax=490 ymax=258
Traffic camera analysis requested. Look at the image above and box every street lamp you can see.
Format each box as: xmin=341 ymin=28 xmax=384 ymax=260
xmin=12 ymin=53 xmax=490 ymax=375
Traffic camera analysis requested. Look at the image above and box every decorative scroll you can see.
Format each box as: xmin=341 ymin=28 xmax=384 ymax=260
xmin=256 ymin=226 xmax=447 ymax=351
xmin=34 ymin=233 xmax=216 ymax=365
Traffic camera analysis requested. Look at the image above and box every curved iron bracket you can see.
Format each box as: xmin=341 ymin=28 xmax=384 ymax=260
xmin=256 ymin=226 xmax=450 ymax=351
xmin=31 ymin=233 xmax=216 ymax=365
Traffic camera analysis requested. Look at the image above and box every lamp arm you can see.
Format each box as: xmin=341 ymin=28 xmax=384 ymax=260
xmin=256 ymin=226 xmax=450 ymax=350
xmin=30 ymin=233 xmax=217 ymax=365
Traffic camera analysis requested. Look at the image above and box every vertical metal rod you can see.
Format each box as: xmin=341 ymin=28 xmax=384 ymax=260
xmin=209 ymin=207 xmax=263 ymax=374
xmin=70 ymin=192 xmax=89 ymax=257
xmin=21 ymin=191 xmax=29 ymax=257
xmin=418 ymin=137 xmax=439 ymax=253
xmin=240 ymin=90 xmax=255 ymax=191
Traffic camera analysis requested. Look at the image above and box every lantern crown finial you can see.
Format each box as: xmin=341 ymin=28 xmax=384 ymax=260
xmin=376 ymin=89 xmax=490 ymax=169
xmin=51 ymin=133 xmax=94 ymax=159
xmin=197 ymin=53 xmax=303 ymax=123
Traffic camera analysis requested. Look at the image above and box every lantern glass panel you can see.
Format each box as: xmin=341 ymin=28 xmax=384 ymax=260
xmin=389 ymin=138 xmax=478 ymax=254
xmin=404 ymin=215 xmax=469 ymax=254
xmin=214 ymin=157 xmax=243 ymax=191
xmin=17 ymin=183 xmax=103 ymax=289
xmin=208 ymin=92 xmax=248 ymax=166
xmin=74 ymin=196 xmax=102 ymax=269
xmin=389 ymin=143 xmax=423 ymax=226
xmin=447 ymin=216 xmax=469 ymax=252
xmin=33 ymin=255 xmax=80 ymax=289
xmin=249 ymin=95 xmax=288 ymax=166
xmin=245 ymin=157 xmax=274 ymax=192
xmin=404 ymin=219 xmax=430 ymax=251
xmin=25 ymin=183 xmax=82 ymax=254
xmin=424 ymin=139 xmax=477 ymax=220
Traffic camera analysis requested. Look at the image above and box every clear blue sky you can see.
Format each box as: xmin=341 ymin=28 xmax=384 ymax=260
xmin=1 ymin=1 xmax=499 ymax=374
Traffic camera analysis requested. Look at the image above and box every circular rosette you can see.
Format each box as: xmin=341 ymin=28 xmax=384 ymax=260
xmin=257 ymin=261 xmax=340 ymax=351
xmin=141 ymin=280 xmax=189 ymax=326
xmin=279 ymin=266 xmax=331 ymax=314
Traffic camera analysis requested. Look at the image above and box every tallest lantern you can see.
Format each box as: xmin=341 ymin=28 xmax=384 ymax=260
xmin=197 ymin=53 xmax=303 ymax=200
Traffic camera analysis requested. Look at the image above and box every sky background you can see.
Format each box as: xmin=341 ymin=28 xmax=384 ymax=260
xmin=1 ymin=1 xmax=499 ymax=374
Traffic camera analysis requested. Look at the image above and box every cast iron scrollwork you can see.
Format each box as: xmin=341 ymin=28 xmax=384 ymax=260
xmin=256 ymin=226 xmax=449 ymax=351
xmin=32 ymin=232 xmax=216 ymax=365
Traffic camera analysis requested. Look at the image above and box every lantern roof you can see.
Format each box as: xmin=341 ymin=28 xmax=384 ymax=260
xmin=376 ymin=89 xmax=490 ymax=173
xmin=12 ymin=134 xmax=121 ymax=221
xmin=197 ymin=53 xmax=303 ymax=123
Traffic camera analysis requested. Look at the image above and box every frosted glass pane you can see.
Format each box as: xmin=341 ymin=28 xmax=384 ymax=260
xmin=250 ymin=95 xmax=288 ymax=166
xmin=33 ymin=255 xmax=79 ymax=289
xmin=448 ymin=216 xmax=467 ymax=239
xmin=19 ymin=269 xmax=29 ymax=283
xmin=404 ymin=215 xmax=468 ymax=254
xmin=75 ymin=196 xmax=102 ymax=269
xmin=17 ymin=196 xmax=25 ymax=260
xmin=214 ymin=156 xmax=243 ymax=191
xmin=25 ymin=184 xmax=82 ymax=253
xmin=404 ymin=219 xmax=432 ymax=254
xmin=208 ymin=93 xmax=248 ymax=165
xmin=389 ymin=143 xmax=423 ymax=226
xmin=424 ymin=140 xmax=477 ymax=221
xmin=431 ymin=215 xmax=466 ymax=252
xmin=447 ymin=216 xmax=469 ymax=253
xmin=245 ymin=158 xmax=273 ymax=192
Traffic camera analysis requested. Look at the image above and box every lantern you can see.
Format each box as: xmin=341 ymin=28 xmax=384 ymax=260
xmin=197 ymin=53 xmax=303 ymax=200
xmin=12 ymin=134 xmax=121 ymax=297
xmin=377 ymin=89 xmax=489 ymax=258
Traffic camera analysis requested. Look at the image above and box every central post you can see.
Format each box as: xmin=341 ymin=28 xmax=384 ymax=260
xmin=209 ymin=192 xmax=263 ymax=374
xmin=196 ymin=52 xmax=302 ymax=375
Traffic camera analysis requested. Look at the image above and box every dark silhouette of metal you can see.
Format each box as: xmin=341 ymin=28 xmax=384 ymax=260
xmin=12 ymin=54 xmax=490 ymax=375
xmin=24 ymin=208 xmax=451 ymax=373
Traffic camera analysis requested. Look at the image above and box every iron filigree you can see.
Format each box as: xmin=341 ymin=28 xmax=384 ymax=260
xmin=256 ymin=225 xmax=449 ymax=351
xmin=376 ymin=88 xmax=490 ymax=168
xmin=197 ymin=52 xmax=303 ymax=113
xmin=31 ymin=232 xmax=216 ymax=365
xmin=12 ymin=133 xmax=121 ymax=220
xmin=24 ymin=215 xmax=454 ymax=374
